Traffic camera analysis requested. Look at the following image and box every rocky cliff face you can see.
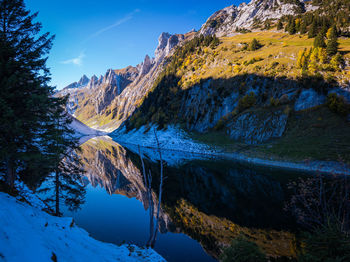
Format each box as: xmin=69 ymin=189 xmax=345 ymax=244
xmin=57 ymin=31 xmax=192 ymax=132
xmin=63 ymin=75 xmax=90 ymax=90
xmin=199 ymin=0 xmax=308 ymax=36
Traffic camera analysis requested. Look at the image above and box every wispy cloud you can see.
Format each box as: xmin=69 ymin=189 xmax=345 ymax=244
xmin=88 ymin=9 xmax=140 ymax=40
xmin=61 ymin=52 xmax=85 ymax=66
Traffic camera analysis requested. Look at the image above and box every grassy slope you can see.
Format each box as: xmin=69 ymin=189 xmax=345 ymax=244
xmin=182 ymin=30 xmax=350 ymax=164
xmin=191 ymin=105 xmax=350 ymax=164
xmin=179 ymin=31 xmax=350 ymax=87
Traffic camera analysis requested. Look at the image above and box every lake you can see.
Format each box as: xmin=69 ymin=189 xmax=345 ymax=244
xmin=62 ymin=136 xmax=306 ymax=262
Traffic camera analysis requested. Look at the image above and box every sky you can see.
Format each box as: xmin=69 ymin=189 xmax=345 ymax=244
xmin=25 ymin=0 xmax=243 ymax=90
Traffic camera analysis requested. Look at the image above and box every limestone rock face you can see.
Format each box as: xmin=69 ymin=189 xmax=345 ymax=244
xmin=139 ymin=55 xmax=154 ymax=76
xmin=228 ymin=110 xmax=288 ymax=144
xmin=199 ymin=0 xmax=311 ymax=37
xmin=56 ymin=31 xmax=187 ymax=131
xmin=77 ymin=75 xmax=90 ymax=87
xmin=294 ymin=89 xmax=326 ymax=111
xmin=154 ymin=33 xmax=184 ymax=65
xmin=87 ymin=75 xmax=99 ymax=89
xmin=63 ymin=75 xmax=90 ymax=90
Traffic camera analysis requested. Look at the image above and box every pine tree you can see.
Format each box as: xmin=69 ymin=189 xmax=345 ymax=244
xmin=299 ymin=21 xmax=307 ymax=34
xmin=277 ymin=20 xmax=283 ymax=30
xmin=327 ymin=25 xmax=337 ymax=39
xmin=318 ymin=48 xmax=328 ymax=64
xmin=248 ymin=38 xmax=262 ymax=51
xmin=0 ymin=0 xmax=72 ymax=189
xmin=330 ymin=53 xmax=342 ymax=71
xmin=314 ymin=32 xmax=326 ymax=48
xmin=308 ymin=48 xmax=319 ymax=74
xmin=308 ymin=20 xmax=318 ymax=38
xmin=288 ymin=19 xmax=297 ymax=35
xmin=326 ymin=26 xmax=339 ymax=56
xmin=297 ymin=49 xmax=306 ymax=68
xmin=38 ymin=102 xmax=86 ymax=216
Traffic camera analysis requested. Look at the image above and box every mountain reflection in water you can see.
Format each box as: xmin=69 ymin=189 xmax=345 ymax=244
xmin=65 ymin=136 xmax=302 ymax=262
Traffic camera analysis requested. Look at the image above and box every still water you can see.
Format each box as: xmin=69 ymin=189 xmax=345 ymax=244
xmin=63 ymin=136 xmax=305 ymax=262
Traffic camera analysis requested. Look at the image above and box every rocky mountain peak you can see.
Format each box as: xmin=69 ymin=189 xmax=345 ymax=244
xmin=154 ymin=32 xmax=184 ymax=64
xmin=155 ymin=32 xmax=172 ymax=62
xmin=139 ymin=55 xmax=154 ymax=75
xmin=78 ymin=75 xmax=90 ymax=87
xmin=87 ymin=75 xmax=98 ymax=89
xmin=103 ymin=69 xmax=117 ymax=86
xmin=200 ymin=0 xmax=306 ymax=36
xmin=63 ymin=74 xmax=90 ymax=90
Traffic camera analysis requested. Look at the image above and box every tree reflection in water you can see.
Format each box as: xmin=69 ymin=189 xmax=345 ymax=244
xmin=75 ymin=136 xmax=306 ymax=261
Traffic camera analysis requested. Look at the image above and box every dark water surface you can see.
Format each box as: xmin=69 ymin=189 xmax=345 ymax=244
xmin=63 ymin=136 xmax=306 ymax=262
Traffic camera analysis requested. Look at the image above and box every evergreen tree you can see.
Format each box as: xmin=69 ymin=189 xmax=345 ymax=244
xmin=308 ymin=20 xmax=318 ymax=38
xmin=299 ymin=21 xmax=307 ymax=34
xmin=248 ymin=38 xmax=262 ymax=51
xmin=288 ymin=19 xmax=297 ymax=35
xmin=0 ymin=0 xmax=73 ymax=189
xmin=308 ymin=48 xmax=319 ymax=74
xmin=38 ymin=102 xmax=86 ymax=216
xmin=297 ymin=49 xmax=306 ymax=68
xmin=277 ymin=20 xmax=283 ymax=30
xmin=326 ymin=26 xmax=339 ymax=56
xmin=318 ymin=48 xmax=328 ymax=64
xmin=330 ymin=53 xmax=342 ymax=71
xmin=314 ymin=32 xmax=326 ymax=48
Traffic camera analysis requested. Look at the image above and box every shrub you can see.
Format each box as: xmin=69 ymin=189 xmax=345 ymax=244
xmin=243 ymin=57 xmax=263 ymax=66
xmin=238 ymin=92 xmax=256 ymax=111
xmin=330 ymin=53 xmax=343 ymax=71
xmin=279 ymin=94 xmax=289 ymax=104
xmin=327 ymin=93 xmax=350 ymax=116
xmin=270 ymin=97 xmax=280 ymax=107
xmin=247 ymin=38 xmax=263 ymax=51
xmin=298 ymin=224 xmax=350 ymax=262
xmin=220 ymin=236 xmax=267 ymax=262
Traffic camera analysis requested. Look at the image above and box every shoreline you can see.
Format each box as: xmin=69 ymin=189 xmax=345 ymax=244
xmin=110 ymin=125 xmax=350 ymax=176
xmin=116 ymin=140 xmax=350 ymax=176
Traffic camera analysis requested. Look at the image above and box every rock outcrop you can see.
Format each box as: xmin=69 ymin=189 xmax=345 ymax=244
xmin=199 ymin=0 xmax=309 ymax=36
xmin=57 ymin=31 xmax=190 ymax=132
xmin=228 ymin=110 xmax=288 ymax=144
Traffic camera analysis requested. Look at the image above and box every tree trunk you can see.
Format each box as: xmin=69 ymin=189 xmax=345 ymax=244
xmin=55 ymin=170 xmax=60 ymax=216
xmin=5 ymin=157 xmax=15 ymax=189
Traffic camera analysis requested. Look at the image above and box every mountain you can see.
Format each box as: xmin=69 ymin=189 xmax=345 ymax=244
xmin=199 ymin=0 xmax=309 ymax=36
xmin=60 ymin=0 xmax=350 ymax=165
xmin=63 ymin=74 xmax=90 ymax=90
xmin=57 ymin=31 xmax=196 ymax=131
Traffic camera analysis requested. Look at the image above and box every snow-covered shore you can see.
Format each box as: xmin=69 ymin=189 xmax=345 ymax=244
xmin=112 ymin=125 xmax=350 ymax=175
xmin=0 ymin=190 xmax=165 ymax=262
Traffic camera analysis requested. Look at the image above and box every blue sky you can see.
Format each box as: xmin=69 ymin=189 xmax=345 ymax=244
xmin=25 ymin=0 xmax=243 ymax=89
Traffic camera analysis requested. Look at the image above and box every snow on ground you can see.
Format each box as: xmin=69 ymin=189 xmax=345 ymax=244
xmin=69 ymin=115 xmax=107 ymax=137
xmin=113 ymin=125 xmax=213 ymax=154
xmin=0 ymin=192 xmax=166 ymax=262
xmin=124 ymin=141 xmax=215 ymax=167
xmin=112 ymin=125 xmax=217 ymax=166
xmin=112 ymin=124 xmax=350 ymax=175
